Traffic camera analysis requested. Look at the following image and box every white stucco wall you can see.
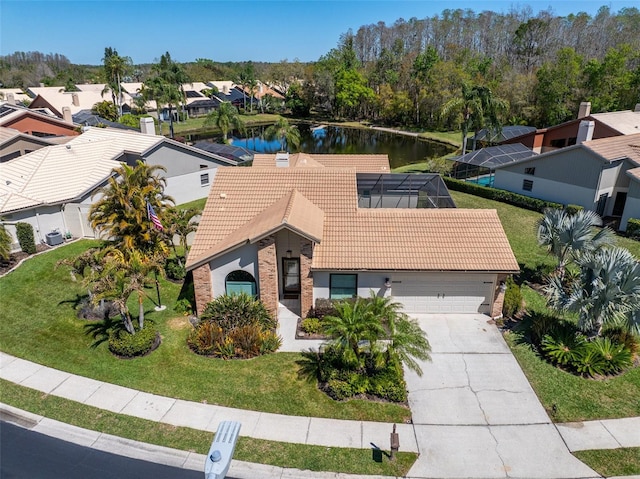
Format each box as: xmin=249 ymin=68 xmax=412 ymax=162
xmin=312 ymin=271 xmax=392 ymax=303
xmin=493 ymin=170 xmax=598 ymax=209
xmin=208 ymin=243 xmax=259 ymax=297
xmin=165 ymin=169 xmax=217 ymax=205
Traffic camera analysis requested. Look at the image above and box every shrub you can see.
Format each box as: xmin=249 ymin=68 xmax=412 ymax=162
xmin=201 ymin=293 xmax=275 ymax=333
xmin=541 ymin=328 xmax=586 ymax=367
xmin=15 ymin=222 xmax=36 ymax=254
xmin=109 ymin=321 xmax=159 ymax=358
xmin=443 ymin=177 xmax=563 ymax=212
xmin=626 ymin=218 xmax=640 ymax=240
xmin=326 ymin=379 xmax=353 ymax=400
xmin=301 ymin=317 xmax=322 ymax=334
xmin=369 ymin=368 xmax=408 ymax=402
xmin=259 ymin=331 xmax=282 ymax=354
xmin=502 ymin=277 xmax=523 ymax=318
xmin=565 ymin=204 xmax=584 ymax=215
xmin=187 ymin=321 xmax=224 ymax=355
xmin=573 ymin=346 xmax=608 ymax=377
xmin=174 ymin=298 xmax=193 ymax=315
xmin=308 ymin=298 xmax=338 ymax=320
xmin=216 ymin=337 xmax=236 ymax=359
xmin=165 ymin=257 xmax=186 ymax=281
xmin=587 ymin=337 xmax=633 ymax=375
xmin=529 ymin=313 xmax=560 ymax=346
xmin=229 ymin=324 xmax=263 ymax=359
xmin=603 ymin=326 xmax=639 ymax=356
xmin=0 ymin=224 xmax=11 ymax=262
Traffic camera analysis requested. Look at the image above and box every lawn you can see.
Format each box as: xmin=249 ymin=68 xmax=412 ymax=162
xmin=159 ymin=113 xmax=282 ymax=136
xmin=574 ymin=448 xmax=640 ymax=476
xmin=0 ymin=379 xmax=416 ymax=477
xmin=0 ymin=240 xmax=409 ymax=423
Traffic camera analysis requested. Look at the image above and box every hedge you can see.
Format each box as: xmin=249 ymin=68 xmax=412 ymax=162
xmin=15 ymin=222 xmax=36 ymax=254
xmin=443 ymin=177 xmax=563 ymax=213
xmin=627 ymin=218 xmax=640 ymax=239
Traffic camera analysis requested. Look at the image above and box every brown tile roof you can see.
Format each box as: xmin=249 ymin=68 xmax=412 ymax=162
xmin=186 ymin=167 xmax=519 ymax=273
xmin=251 ymin=153 xmax=390 ymax=172
xmin=583 ymin=132 xmax=640 ymax=164
xmin=191 ymin=189 xmax=324 ymax=264
xmin=313 ymin=208 xmax=518 ymax=271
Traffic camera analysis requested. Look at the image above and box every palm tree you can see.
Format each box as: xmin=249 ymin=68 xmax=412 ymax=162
xmin=148 ymin=52 xmax=190 ymax=138
xmin=264 ymin=117 xmax=301 ymax=151
xmin=101 ymin=47 xmax=132 ymax=120
xmin=204 ymin=102 xmax=246 ymax=143
xmin=537 ymin=208 xmax=615 ymax=277
xmin=366 ymin=293 xmax=431 ymax=375
xmin=546 ymin=247 xmax=640 ymax=338
xmin=440 ymin=83 xmax=508 ymax=154
xmin=89 ymin=161 xmax=173 ymax=255
xmin=162 ymin=206 xmax=199 ymax=264
xmin=323 ymin=299 xmax=383 ymax=368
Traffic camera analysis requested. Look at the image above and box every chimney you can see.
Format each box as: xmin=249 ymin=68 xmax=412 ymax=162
xmin=275 ymin=152 xmax=290 ymax=167
xmin=6 ymin=93 xmax=15 ymax=105
xmin=634 ymin=103 xmax=640 ymax=113
xmin=578 ymin=101 xmax=591 ymax=119
xmin=62 ymin=106 xmax=72 ymax=124
xmin=140 ymin=116 xmax=156 ymax=135
xmin=577 ymin=120 xmax=595 ymax=144
xmin=222 ymin=85 xmax=229 ymax=95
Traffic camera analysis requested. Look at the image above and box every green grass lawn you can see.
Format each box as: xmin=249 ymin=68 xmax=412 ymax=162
xmin=161 ymin=113 xmax=282 ymax=136
xmin=0 ymin=380 xmax=415 ymax=477
xmin=574 ymin=448 xmax=640 ymax=476
xmin=0 ymin=240 xmax=409 ymax=423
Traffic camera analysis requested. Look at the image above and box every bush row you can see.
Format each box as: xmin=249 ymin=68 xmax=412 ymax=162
xmin=443 ymin=177 xmax=563 ymax=212
xmin=626 ymin=218 xmax=640 ymax=239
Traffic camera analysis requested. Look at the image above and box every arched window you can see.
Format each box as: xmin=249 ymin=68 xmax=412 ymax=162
xmin=225 ymin=270 xmax=257 ymax=297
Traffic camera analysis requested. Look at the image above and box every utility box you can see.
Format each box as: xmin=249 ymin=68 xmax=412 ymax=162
xmin=45 ymin=231 xmax=63 ymax=246
xmin=204 ymin=421 xmax=241 ymax=479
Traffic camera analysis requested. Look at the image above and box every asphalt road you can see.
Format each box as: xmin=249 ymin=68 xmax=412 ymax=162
xmin=0 ymin=421 xmax=202 ymax=479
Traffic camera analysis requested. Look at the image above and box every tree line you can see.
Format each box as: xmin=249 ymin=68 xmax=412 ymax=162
xmin=1 ymin=5 xmax=638 ymax=131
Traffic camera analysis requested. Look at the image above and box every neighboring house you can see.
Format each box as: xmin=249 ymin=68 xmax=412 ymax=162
xmin=185 ymin=153 xmax=519 ymax=319
xmin=0 ymin=126 xmax=61 ymax=162
xmin=27 ymin=84 xmax=133 ymax=119
xmin=493 ymin=132 xmax=640 ymax=230
xmin=0 ymin=88 xmax=32 ymax=106
xmin=0 ymin=102 xmax=79 ymax=137
xmin=501 ymin=103 xmax=640 ymax=153
xmin=0 ymin=127 xmax=237 ymax=249
xmin=73 ymin=110 xmax=137 ymax=130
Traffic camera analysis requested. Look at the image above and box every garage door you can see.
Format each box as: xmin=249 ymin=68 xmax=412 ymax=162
xmin=391 ymin=273 xmax=494 ymax=314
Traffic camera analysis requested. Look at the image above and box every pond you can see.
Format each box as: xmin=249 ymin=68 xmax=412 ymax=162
xmin=188 ymin=124 xmax=455 ymax=169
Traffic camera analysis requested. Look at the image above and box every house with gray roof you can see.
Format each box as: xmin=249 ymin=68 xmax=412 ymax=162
xmin=492 ymin=132 xmax=640 ymax=230
xmin=0 ymin=127 xmax=236 ymax=250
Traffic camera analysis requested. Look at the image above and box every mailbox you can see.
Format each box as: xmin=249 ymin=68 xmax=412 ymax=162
xmin=205 ymin=421 xmax=241 ymax=479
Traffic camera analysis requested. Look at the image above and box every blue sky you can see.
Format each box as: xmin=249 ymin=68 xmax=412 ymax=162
xmin=0 ymin=1 xmax=632 ymax=65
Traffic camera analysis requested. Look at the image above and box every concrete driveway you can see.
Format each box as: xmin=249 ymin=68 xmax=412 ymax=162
xmin=405 ymin=314 xmax=598 ymax=479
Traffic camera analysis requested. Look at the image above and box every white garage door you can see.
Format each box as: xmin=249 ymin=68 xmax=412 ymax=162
xmin=391 ymin=273 xmax=495 ymax=314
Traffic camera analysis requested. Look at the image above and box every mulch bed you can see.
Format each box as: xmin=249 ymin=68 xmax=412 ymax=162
xmin=0 ymin=244 xmax=50 ymax=276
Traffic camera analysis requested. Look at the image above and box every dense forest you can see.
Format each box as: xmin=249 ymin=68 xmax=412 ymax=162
xmin=1 ymin=6 xmax=639 ymax=131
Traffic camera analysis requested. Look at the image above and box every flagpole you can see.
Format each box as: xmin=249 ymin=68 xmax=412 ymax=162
xmin=148 ymin=200 xmax=167 ymax=311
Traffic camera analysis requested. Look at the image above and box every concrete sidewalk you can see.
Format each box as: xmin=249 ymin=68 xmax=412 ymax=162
xmin=2 ymin=314 xmax=640 ymax=478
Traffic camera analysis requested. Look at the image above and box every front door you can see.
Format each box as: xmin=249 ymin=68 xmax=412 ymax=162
xmin=282 ymin=258 xmax=300 ymax=298
xmin=613 ymin=192 xmax=627 ymax=217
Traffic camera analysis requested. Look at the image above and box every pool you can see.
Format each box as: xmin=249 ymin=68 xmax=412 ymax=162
xmin=466 ymin=176 xmax=494 ymax=187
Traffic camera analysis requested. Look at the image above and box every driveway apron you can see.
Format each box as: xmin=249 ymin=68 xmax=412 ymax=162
xmin=405 ymin=314 xmax=598 ymax=479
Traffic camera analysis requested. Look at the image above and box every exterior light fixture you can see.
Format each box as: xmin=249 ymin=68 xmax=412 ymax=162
xmin=384 ymin=277 xmax=391 ymax=288
xmin=286 ymin=249 xmax=292 ymax=258
xmin=499 ymin=281 xmax=507 ymax=292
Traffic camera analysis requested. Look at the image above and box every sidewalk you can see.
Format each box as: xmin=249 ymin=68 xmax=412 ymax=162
xmin=0 ymin=403 xmax=390 ymax=479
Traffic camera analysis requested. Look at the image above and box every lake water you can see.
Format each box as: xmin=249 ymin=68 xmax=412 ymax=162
xmin=189 ymin=124 xmax=455 ymax=169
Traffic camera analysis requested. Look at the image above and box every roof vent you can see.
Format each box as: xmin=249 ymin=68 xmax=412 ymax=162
xmin=66 ymin=144 xmax=71 ymax=150
xmin=635 ymin=103 xmax=640 ymax=113
xmin=220 ymin=193 xmax=227 ymax=198
xmin=275 ymin=152 xmax=290 ymax=168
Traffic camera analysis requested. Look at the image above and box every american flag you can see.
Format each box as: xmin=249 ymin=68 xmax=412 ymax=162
xmin=147 ymin=202 xmax=163 ymax=231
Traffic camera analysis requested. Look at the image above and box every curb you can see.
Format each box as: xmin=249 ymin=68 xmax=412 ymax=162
xmin=0 ymin=403 xmax=396 ymax=479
